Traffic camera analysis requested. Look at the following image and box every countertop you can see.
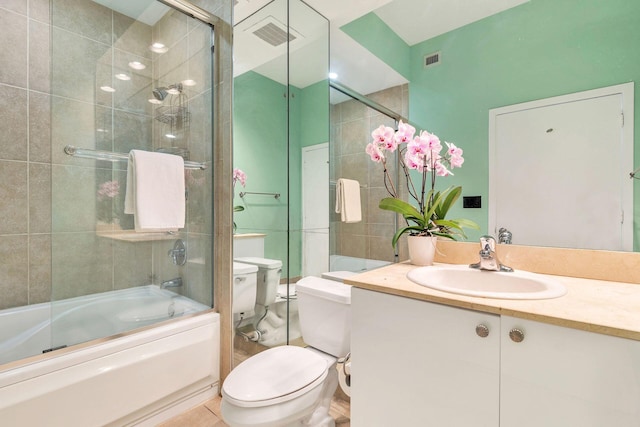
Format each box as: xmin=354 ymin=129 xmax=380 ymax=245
xmin=344 ymin=262 xmax=640 ymax=341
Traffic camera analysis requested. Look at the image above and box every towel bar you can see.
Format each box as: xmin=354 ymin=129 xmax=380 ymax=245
xmin=239 ymin=191 xmax=280 ymax=199
xmin=64 ymin=145 xmax=208 ymax=170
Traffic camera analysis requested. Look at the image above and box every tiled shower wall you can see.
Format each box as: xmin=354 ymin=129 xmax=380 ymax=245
xmin=0 ymin=0 xmax=215 ymax=310
xmin=330 ymin=84 xmax=409 ymax=263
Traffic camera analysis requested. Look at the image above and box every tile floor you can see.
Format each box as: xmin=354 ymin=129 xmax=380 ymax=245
xmin=160 ymin=341 xmax=351 ymax=426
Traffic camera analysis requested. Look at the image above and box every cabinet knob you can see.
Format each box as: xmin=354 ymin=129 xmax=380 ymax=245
xmin=509 ymin=328 xmax=525 ymax=343
xmin=475 ymin=324 xmax=490 ymax=338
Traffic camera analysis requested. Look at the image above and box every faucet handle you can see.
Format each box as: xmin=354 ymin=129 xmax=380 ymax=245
xmin=479 ymin=235 xmax=496 ymax=256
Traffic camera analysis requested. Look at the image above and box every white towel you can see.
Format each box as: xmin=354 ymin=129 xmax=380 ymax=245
xmin=335 ymin=178 xmax=362 ymax=223
xmin=124 ymin=149 xmax=185 ymax=232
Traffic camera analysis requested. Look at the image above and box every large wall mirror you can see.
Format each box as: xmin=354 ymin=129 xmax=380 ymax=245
xmin=325 ymin=0 xmax=640 ymax=253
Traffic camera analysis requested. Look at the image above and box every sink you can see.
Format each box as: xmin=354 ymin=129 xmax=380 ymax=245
xmin=406 ymin=264 xmax=567 ymax=300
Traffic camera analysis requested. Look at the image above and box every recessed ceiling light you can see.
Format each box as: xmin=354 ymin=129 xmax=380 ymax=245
xmin=165 ymin=133 xmax=177 ymax=139
xmin=182 ymin=79 xmax=197 ymax=86
xmin=115 ymin=73 xmax=131 ymax=81
xmin=100 ymin=86 xmax=116 ymax=93
xmin=150 ymin=42 xmax=168 ymax=53
xmin=128 ymin=61 xmax=146 ymax=70
xmin=329 ymin=72 xmax=338 ymax=80
xmin=148 ymin=98 xmax=163 ymax=105
xmin=166 ymin=88 xmax=181 ymax=95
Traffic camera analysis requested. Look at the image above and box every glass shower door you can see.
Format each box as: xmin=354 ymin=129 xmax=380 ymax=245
xmin=49 ymin=0 xmax=214 ymax=351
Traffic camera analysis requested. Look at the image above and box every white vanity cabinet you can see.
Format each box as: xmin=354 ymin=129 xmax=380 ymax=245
xmin=351 ymin=288 xmax=640 ymax=427
xmin=351 ymin=288 xmax=501 ymax=427
xmin=500 ymin=316 xmax=640 ymax=426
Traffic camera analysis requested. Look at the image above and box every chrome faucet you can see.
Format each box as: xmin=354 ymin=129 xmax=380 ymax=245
xmin=469 ymin=235 xmax=513 ymax=272
xmin=161 ymin=277 xmax=183 ymax=289
xmin=498 ymin=227 xmax=512 ymax=244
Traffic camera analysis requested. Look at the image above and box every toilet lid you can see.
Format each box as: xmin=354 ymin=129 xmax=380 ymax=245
xmin=222 ymin=346 xmax=328 ymax=404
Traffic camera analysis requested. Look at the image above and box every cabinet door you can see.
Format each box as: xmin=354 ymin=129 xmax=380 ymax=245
xmin=351 ymin=288 xmax=500 ymax=427
xmin=501 ymin=316 xmax=640 ymax=426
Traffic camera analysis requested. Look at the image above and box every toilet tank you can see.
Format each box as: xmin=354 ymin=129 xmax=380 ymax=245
xmin=234 ymin=257 xmax=282 ymax=307
xmin=232 ymin=262 xmax=258 ymax=315
xmin=296 ymin=276 xmax=351 ymax=357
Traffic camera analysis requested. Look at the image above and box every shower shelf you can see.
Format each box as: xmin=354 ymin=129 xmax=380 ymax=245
xmin=64 ymin=145 xmax=208 ymax=170
xmin=154 ymin=106 xmax=191 ymax=124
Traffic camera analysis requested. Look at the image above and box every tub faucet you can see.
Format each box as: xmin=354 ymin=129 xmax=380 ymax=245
xmin=161 ymin=277 xmax=183 ymax=289
xmin=469 ymin=235 xmax=513 ymax=272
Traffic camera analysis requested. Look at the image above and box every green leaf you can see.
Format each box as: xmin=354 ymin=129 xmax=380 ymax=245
xmin=379 ymin=198 xmax=426 ymax=228
xmin=391 ymin=225 xmax=425 ymax=248
xmin=234 ymin=205 xmax=245 ymax=212
xmin=435 ymin=186 xmax=461 ymax=219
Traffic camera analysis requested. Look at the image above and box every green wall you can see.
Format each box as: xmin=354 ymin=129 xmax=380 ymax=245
xmin=233 ymin=71 xmax=290 ymax=273
xmin=234 ymin=72 xmax=329 ymax=277
xmin=346 ymin=0 xmax=640 ymax=246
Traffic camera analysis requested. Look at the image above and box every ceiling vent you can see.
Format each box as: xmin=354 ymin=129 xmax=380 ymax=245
xmin=252 ymin=19 xmax=297 ymax=47
xmin=424 ymin=51 xmax=441 ymax=68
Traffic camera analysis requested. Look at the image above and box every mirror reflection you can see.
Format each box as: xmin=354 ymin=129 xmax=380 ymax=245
xmin=232 ymin=0 xmax=330 ymax=362
xmin=323 ymin=0 xmax=640 ymax=252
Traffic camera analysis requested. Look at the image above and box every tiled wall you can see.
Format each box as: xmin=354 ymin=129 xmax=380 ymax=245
xmin=0 ymin=0 xmax=216 ymax=310
xmin=330 ymin=84 xmax=409 ymax=263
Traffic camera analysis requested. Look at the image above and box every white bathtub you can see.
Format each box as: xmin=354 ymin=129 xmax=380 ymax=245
xmin=0 ymin=286 xmax=220 ymax=426
xmin=329 ymin=255 xmax=391 ymax=273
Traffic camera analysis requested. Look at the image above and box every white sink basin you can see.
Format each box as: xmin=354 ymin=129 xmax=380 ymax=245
xmin=406 ymin=264 xmax=567 ymax=300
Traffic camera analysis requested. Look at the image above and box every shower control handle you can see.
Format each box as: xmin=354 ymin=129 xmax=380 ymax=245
xmin=168 ymin=239 xmax=186 ymax=266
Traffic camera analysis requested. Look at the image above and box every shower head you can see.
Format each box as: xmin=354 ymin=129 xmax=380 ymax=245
xmin=152 ymin=87 xmax=168 ymax=101
xmin=152 ymin=83 xmax=183 ymax=101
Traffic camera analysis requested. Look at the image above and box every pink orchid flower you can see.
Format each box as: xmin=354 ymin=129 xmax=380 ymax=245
xmin=233 ymin=168 xmax=247 ymax=187
xmin=394 ymin=120 xmax=415 ymax=145
xmin=366 ymin=142 xmax=385 ymax=163
xmin=371 ymin=125 xmax=395 ymax=148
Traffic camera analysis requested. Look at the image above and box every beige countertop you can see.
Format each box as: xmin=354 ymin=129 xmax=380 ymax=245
xmin=345 ymin=262 xmax=640 ymax=341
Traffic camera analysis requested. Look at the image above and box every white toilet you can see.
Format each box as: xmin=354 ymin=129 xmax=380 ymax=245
xmin=221 ymin=276 xmax=352 ymax=427
xmin=234 ymin=256 xmax=293 ymax=346
xmin=233 ymin=262 xmax=258 ymax=320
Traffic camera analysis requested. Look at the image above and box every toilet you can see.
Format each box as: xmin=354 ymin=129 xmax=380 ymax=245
xmin=221 ymin=276 xmax=352 ymax=427
xmin=233 ymin=262 xmax=258 ymax=320
xmin=234 ymin=257 xmax=292 ymax=346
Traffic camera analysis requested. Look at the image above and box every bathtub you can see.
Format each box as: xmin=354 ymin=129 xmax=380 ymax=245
xmin=0 ymin=285 xmax=220 ymax=426
xmin=329 ymin=254 xmax=391 ymax=273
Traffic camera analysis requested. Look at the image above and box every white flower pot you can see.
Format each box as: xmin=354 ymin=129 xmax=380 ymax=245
xmin=407 ymin=235 xmax=438 ymax=266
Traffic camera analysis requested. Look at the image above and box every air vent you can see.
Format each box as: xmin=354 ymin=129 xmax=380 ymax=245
xmin=424 ymin=52 xmax=441 ymax=68
xmin=253 ymin=22 xmax=297 ymax=47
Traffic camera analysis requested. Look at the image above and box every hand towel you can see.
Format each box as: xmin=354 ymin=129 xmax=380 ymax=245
xmin=335 ymin=178 xmax=362 ymax=223
xmin=124 ymin=149 xmax=185 ymax=232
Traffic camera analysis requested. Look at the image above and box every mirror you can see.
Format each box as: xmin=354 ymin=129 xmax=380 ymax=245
xmin=232 ymin=0 xmax=329 ymax=359
xmin=323 ymin=0 xmax=640 ymax=252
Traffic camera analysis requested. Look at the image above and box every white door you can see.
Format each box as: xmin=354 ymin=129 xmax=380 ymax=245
xmin=302 ymin=143 xmax=329 ymax=276
xmin=489 ymin=83 xmax=633 ymax=251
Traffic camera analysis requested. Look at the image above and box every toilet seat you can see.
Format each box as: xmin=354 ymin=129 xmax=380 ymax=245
xmin=222 ymin=346 xmax=329 ymax=408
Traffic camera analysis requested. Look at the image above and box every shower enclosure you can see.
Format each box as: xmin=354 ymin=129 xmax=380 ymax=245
xmin=0 ymin=0 xmax=231 ymax=424
xmin=329 ymin=82 xmax=410 ymax=264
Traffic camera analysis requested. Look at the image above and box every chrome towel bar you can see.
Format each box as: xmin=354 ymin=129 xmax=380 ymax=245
xmin=64 ymin=145 xmax=208 ymax=170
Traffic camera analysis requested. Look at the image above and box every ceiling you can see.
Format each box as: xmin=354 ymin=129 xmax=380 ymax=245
xmin=92 ymin=0 xmax=529 ymax=100
xmin=235 ymin=0 xmax=528 ymax=99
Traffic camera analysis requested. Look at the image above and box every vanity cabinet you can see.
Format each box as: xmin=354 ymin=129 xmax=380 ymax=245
xmin=351 ymin=288 xmax=501 ymax=426
xmin=351 ymin=288 xmax=640 ymax=427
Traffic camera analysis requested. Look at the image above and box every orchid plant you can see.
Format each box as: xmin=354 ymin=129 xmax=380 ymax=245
xmin=233 ymin=168 xmax=246 ymax=231
xmin=366 ymin=121 xmax=478 ymax=248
